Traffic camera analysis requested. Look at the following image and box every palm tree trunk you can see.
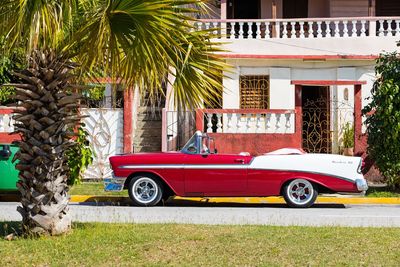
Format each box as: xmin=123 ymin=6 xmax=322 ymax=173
xmin=11 ymin=49 xmax=81 ymax=236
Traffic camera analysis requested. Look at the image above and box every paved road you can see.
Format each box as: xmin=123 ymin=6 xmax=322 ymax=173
xmin=1 ymin=202 xmax=400 ymax=227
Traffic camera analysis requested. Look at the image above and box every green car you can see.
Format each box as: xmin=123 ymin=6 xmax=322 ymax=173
xmin=0 ymin=144 xmax=19 ymax=191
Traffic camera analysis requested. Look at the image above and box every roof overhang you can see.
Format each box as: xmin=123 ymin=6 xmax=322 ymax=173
xmin=218 ymin=54 xmax=378 ymax=60
xmin=291 ymin=80 xmax=367 ymax=86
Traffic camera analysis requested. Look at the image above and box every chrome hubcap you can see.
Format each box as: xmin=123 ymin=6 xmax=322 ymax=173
xmin=287 ymin=179 xmax=314 ymax=205
xmin=132 ymin=177 xmax=158 ymax=204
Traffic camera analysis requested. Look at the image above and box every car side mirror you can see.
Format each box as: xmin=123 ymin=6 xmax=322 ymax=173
xmin=0 ymin=145 xmax=11 ymax=159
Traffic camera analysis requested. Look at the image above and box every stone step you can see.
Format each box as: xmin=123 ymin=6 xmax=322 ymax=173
xmin=136 ymin=114 xmax=162 ymax=121
xmin=134 ymin=136 xmax=161 ymax=144
xmin=134 ymin=129 xmax=162 ymax=137
xmin=134 ymin=145 xmax=161 ymax=152
xmin=135 ymin=120 xmax=162 ymax=129
xmin=137 ymin=106 xmax=163 ymax=113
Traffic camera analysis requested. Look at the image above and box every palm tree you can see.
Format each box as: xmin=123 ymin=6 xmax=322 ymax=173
xmin=0 ymin=0 xmax=226 ymax=236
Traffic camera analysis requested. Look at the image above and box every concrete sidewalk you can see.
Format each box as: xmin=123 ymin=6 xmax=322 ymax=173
xmin=1 ymin=202 xmax=400 ymax=227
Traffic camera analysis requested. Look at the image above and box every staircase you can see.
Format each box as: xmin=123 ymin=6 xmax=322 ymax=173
xmin=133 ymin=107 xmax=162 ymax=152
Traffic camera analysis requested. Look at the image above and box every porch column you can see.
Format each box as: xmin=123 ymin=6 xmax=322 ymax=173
xmin=123 ymin=87 xmax=134 ymax=153
xmin=272 ymin=0 xmax=278 ymax=37
xmin=294 ymin=85 xmax=302 ymax=148
xmin=354 ymin=84 xmax=362 ymax=154
xmin=195 ymin=109 xmax=204 ymax=131
xmin=221 ymin=0 xmax=227 ymax=19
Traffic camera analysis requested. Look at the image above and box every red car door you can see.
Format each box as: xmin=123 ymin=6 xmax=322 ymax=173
xmin=184 ymin=154 xmax=252 ymax=196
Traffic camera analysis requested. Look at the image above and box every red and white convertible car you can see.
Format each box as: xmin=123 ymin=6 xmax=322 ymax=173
xmin=105 ymin=131 xmax=367 ymax=208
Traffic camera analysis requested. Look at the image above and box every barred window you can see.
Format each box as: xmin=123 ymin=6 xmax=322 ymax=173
xmin=239 ymin=75 xmax=269 ymax=109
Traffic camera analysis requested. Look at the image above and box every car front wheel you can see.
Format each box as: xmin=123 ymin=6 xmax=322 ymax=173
xmin=283 ymin=179 xmax=318 ymax=208
xmin=128 ymin=175 xmax=163 ymax=206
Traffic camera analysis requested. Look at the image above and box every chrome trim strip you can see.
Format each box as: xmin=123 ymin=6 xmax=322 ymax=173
xmin=119 ymin=164 xmax=249 ymax=170
xmin=118 ymin=164 xmax=357 ymax=183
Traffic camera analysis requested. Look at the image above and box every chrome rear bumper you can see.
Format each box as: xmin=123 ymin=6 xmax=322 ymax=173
xmin=356 ymin=178 xmax=368 ymax=191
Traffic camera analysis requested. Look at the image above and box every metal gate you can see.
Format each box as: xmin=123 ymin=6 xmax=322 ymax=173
xmin=302 ymin=96 xmax=331 ymax=153
xmin=81 ymin=108 xmax=124 ymax=180
xmin=166 ymin=110 xmax=196 ymax=151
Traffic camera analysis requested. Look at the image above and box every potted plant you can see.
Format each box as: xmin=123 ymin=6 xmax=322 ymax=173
xmin=342 ymin=122 xmax=354 ymax=156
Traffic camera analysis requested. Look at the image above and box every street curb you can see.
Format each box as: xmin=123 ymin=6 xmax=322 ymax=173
xmin=71 ymin=195 xmax=400 ymax=205
xmin=2 ymin=195 xmax=400 ymax=205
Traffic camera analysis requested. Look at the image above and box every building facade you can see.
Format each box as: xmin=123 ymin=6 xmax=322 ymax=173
xmin=163 ymin=0 xmax=400 ymax=181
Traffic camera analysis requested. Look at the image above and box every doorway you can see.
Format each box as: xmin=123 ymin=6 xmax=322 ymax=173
xmin=376 ymin=0 xmax=400 ymax=16
xmin=283 ymin=0 xmax=308 ymax=37
xmin=302 ymin=86 xmax=331 ymax=153
xmin=376 ymin=0 xmax=400 ymax=35
xmin=228 ymin=0 xmax=260 ymax=19
xmin=228 ymin=0 xmax=260 ymax=38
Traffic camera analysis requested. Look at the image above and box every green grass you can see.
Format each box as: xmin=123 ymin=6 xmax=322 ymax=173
xmin=366 ymin=187 xmax=400 ymax=198
xmin=69 ymin=182 xmax=127 ymax=196
xmin=1 ymin=222 xmax=400 ymax=266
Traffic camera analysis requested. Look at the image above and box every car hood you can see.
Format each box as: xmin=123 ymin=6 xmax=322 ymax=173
xmin=109 ymin=151 xmax=184 ymax=169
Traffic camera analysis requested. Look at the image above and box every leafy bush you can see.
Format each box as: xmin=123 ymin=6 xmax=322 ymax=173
xmin=363 ymin=52 xmax=400 ymax=189
xmin=0 ymin=37 xmax=25 ymax=105
xmin=342 ymin=122 xmax=354 ymax=148
xmin=66 ymin=127 xmax=93 ymax=185
xmin=0 ymin=87 xmax=15 ymax=104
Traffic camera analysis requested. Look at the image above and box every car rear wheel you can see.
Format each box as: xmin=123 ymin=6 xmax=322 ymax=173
xmin=128 ymin=175 xmax=163 ymax=206
xmin=283 ymin=179 xmax=318 ymax=208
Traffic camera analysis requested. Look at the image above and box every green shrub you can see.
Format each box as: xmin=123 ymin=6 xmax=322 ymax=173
xmin=342 ymin=122 xmax=354 ymax=148
xmin=0 ymin=37 xmax=25 ymax=105
xmin=66 ymin=127 xmax=93 ymax=185
xmin=363 ymin=52 xmax=400 ymax=189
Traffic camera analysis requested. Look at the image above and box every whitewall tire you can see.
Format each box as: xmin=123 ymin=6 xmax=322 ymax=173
xmin=128 ymin=175 xmax=163 ymax=206
xmin=283 ymin=179 xmax=318 ymax=208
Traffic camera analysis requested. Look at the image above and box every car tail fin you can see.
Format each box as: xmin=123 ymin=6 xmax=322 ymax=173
xmin=357 ymin=158 xmax=364 ymax=174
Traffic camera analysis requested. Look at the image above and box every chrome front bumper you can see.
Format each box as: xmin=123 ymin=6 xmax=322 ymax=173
xmin=104 ymin=175 xmax=126 ymax=192
xmin=356 ymin=179 xmax=368 ymax=191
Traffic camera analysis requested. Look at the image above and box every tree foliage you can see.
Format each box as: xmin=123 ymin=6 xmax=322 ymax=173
xmin=66 ymin=127 xmax=93 ymax=185
xmin=363 ymin=52 xmax=400 ymax=188
xmin=0 ymin=37 xmax=25 ymax=105
xmin=0 ymin=0 xmax=227 ymax=236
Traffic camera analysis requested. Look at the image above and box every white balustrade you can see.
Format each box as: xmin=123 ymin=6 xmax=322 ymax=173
xmin=343 ymin=20 xmax=349 ymax=37
xmin=299 ymin=21 xmax=305 ymax=38
xmin=351 ymin=20 xmax=357 ymax=37
xmin=316 ymin=21 xmax=323 ymax=38
xmin=256 ymin=22 xmax=261 ymax=39
xmin=203 ymin=111 xmax=295 ymax=134
xmin=196 ymin=17 xmax=400 ymax=39
xmin=216 ymin=113 xmax=222 ymax=133
xmin=0 ymin=113 xmax=14 ymax=133
xmin=360 ymin=20 xmax=367 ymax=37
xmin=206 ymin=113 xmax=213 ymax=133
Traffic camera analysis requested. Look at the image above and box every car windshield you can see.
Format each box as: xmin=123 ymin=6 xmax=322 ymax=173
xmin=181 ymin=133 xmax=199 ymax=154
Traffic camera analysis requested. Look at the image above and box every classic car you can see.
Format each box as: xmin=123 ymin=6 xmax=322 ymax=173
xmin=105 ymin=131 xmax=368 ymax=208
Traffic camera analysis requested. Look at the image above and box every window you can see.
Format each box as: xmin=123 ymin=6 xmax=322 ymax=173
xmin=240 ymin=75 xmax=269 ymax=109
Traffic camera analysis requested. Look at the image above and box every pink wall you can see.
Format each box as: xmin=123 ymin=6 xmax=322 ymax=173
xmin=209 ymin=133 xmax=301 ymax=155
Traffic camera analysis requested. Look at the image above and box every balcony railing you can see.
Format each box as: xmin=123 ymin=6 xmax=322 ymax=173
xmin=195 ymin=17 xmax=400 ymax=39
xmin=199 ymin=109 xmax=295 ymax=134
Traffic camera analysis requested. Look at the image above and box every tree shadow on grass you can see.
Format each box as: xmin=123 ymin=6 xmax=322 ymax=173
xmin=0 ymin=221 xmax=21 ymax=238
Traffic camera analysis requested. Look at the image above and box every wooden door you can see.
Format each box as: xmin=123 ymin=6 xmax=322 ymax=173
xmin=283 ymin=0 xmax=308 ymax=18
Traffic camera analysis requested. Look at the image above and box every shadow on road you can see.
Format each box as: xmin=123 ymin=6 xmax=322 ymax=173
xmin=164 ymin=199 xmax=346 ymax=209
xmin=74 ymin=199 xmax=346 ymax=209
